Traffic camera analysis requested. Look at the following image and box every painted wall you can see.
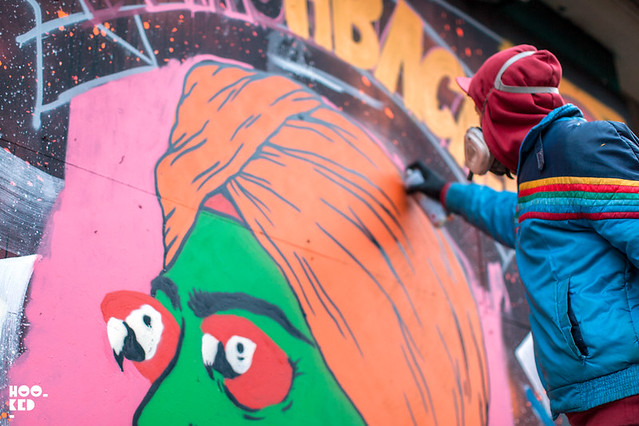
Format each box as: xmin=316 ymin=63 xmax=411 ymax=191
xmin=0 ymin=1 xmax=624 ymax=425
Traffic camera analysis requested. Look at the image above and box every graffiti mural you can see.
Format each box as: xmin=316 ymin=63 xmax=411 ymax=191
xmin=0 ymin=0 xmax=625 ymax=424
xmin=119 ymin=60 xmax=487 ymax=423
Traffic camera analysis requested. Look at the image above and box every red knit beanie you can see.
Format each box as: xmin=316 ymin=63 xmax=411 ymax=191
xmin=456 ymin=45 xmax=565 ymax=172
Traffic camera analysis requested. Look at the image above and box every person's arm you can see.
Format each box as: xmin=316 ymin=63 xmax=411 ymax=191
xmin=590 ymin=219 xmax=639 ymax=269
xmin=444 ymin=182 xmax=517 ymax=248
xmin=582 ymin=122 xmax=639 ymax=269
xmin=406 ymin=161 xmax=517 ymax=248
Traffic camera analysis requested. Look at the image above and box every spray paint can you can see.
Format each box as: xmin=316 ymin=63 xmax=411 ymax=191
xmin=404 ymin=168 xmax=449 ymax=228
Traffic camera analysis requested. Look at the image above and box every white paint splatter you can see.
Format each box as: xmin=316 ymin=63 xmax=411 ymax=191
xmin=0 ymin=298 xmax=8 ymax=331
xmin=0 ymin=148 xmax=64 ymax=255
xmin=0 ymin=254 xmax=39 ymax=386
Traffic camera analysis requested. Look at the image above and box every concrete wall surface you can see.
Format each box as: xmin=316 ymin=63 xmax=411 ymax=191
xmin=0 ymin=1 xmax=624 ymax=424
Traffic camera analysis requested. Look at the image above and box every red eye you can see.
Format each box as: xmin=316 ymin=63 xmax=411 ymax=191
xmin=101 ymin=291 xmax=180 ymax=382
xmin=201 ymin=315 xmax=293 ymax=410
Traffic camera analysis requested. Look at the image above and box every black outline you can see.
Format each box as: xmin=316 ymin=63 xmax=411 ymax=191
xmin=133 ymin=318 xmax=186 ymax=425
xmin=151 ymin=276 xmax=182 ymax=311
xmin=188 ymin=291 xmax=314 ymax=347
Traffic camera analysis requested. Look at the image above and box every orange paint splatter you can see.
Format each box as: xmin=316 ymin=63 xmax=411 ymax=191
xmin=172 ymin=27 xmax=177 ymax=33
xmin=169 ymin=47 xmax=174 ymax=53
xmin=57 ymin=9 xmax=68 ymax=18
xmin=93 ymin=26 xmax=99 ymax=36
xmin=456 ymin=27 xmax=464 ymax=37
xmin=361 ymin=75 xmax=371 ymax=87
xmin=104 ymin=22 xmax=111 ymax=29
xmin=384 ymin=107 xmax=394 ymax=119
xmin=143 ymin=21 xmax=150 ymax=30
xmin=465 ymin=47 xmax=471 ymax=57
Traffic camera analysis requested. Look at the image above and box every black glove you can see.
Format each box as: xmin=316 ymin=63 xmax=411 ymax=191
xmin=405 ymin=161 xmax=447 ymax=200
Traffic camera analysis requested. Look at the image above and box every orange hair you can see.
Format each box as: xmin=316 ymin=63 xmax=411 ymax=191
xmin=155 ymin=62 xmax=488 ymax=425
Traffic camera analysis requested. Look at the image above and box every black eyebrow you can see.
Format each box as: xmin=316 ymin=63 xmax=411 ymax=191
xmin=151 ymin=276 xmax=182 ymax=311
xmin=188 ymin=290 xmax=314 ymax=347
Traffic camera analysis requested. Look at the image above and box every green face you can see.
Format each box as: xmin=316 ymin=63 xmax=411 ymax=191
xmin=135 ymin=210 xmax=363 ymax=424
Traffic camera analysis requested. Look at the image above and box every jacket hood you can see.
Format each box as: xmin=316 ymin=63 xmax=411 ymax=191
xmin=456 ymin=45 xmax=565 ymax=171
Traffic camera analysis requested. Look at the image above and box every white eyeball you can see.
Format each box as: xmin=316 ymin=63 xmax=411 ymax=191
xmin=106 ymin=317 xmax=127 ymax=355
xmin=124 ymin=304 xmax=164 ymax=360
xmin=225 ymin=336 xmax=256 ymax=375
xmin=202 ymin=333 xmax=220 ymax=366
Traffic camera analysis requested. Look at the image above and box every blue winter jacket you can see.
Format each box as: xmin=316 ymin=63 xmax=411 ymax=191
xmin=444 ymin=104 xmax=639 ymax=417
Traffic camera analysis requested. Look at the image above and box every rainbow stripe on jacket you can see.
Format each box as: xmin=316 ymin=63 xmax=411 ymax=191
xmin=518 ymin=176 xmax=639 ymax=223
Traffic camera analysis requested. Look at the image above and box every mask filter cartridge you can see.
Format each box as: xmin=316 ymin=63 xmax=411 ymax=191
xmin=464 ymin=127 xmax=493 ymax=176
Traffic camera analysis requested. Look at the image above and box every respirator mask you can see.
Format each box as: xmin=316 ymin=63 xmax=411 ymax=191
xmin=463 ymin=127 xmax=511 ymax=178
xmin=463 ymin=126 xmax=492 ymax=177
xmin=462 ymin=50 xmax=560 ymax=179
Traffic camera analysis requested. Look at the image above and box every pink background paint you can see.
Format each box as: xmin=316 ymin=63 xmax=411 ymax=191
xmin=7 ymin=58 xmax=211 ymax=425
xmin=446 ymin=234 xmax=516 ymax=426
